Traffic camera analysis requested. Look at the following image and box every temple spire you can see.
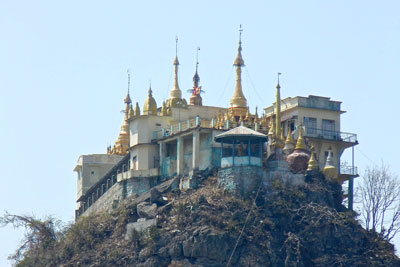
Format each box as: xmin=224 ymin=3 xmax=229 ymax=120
xmin=275 ymin=73 xmax=282 ymax=139
xmin=190 ymin=47 xmax=203 ymax=106
xmin=170 ymin=36 xmax=182 ymax=99
xmin=230 ymin=25 xmax=247 ymax=108
xmin=124 ymin=69 xmax=132 ymax=105
xmin=193 ymin=47 xmax=200 ymax=89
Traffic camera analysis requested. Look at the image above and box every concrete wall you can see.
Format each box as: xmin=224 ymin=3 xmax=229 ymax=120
xmin=74 ymin=154 xmax=123 ymax=200
xmin=218 ymin=166 xmax=264 ymax=198
xmin=82 ymin=181 xmax=124 ymax=217
xmin=170 ymin=105 xmax=227 ymax=121
xmin=81 ymin=173 xmax=162 ymax=217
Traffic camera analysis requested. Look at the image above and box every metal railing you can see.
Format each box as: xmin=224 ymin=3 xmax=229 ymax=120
xmin=304 ymin=128 xmax=357 ymax=143
xmin=339 ymin=164 xmax=358 ymax=176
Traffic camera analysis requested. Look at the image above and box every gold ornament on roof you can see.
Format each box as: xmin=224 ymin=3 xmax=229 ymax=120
xmin=245 ymin=106 xmax=251 ymax=121
xmin=268 ymin=117 xmax=276 ymax=137
xmin=307 ymin=145 xmax=318 ymax=171
xmin=295 ymin=124 xmax=306 ymax=150
xmin=143 ymin=84 xmax=158 ymax=116
xmin=134 ymin=102 xmax=141 ymax=116
xmin=285 ymin=127 xmax=294 ymax=144
xmin=161 ymin=101 xmax=168 ymax=116
xmin=128 ymin=104 xmax=134 ymax=119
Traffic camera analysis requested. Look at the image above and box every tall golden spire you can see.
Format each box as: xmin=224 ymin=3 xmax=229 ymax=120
xmin=170 ymin=36 xmax=182 ymax=100
xmin=109 ymin=71 xmax=131 ymax=155
xmin=275 ymin=73 xmax=282 ymax=140
xmin=230 ymin=25 xmax=247 ymax=108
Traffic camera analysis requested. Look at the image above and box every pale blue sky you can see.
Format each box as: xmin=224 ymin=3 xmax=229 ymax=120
xmin=1 ymin=1 xmax=400 ymax=265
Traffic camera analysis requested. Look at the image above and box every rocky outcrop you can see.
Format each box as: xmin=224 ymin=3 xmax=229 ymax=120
xmin=10 ymin=172 xmax=400 ymax=267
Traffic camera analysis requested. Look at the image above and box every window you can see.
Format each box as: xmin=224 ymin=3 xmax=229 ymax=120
xmin=132 ymin=156 xmax=137 ymax=170
xmin=322 ymin=119 xmax=335 ymax=139
xmin=91 ymin=170 xmax=95 ymax=175
xmin=304 ymin=117 xmax=317 ymax=135
xmin=287 ymin=120 xmax=295 ymax=135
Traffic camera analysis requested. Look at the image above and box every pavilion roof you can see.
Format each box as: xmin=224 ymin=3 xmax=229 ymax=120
xmin=215 ymin=126 xmax=268 ymax=144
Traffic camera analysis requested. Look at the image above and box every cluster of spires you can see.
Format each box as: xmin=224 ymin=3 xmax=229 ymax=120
xmin=105 ymin=26 xmax=338 ymax=180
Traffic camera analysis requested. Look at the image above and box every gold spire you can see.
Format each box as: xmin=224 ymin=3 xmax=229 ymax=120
xmin=160 ymin=101 xmax=168 ymax=116
xmin=168 ymin=36 xmax=187 ymax=108
xmin=230 ymin=25 xmax=247 ymax=108
xmin=134 ymin=102 xmax=141 ymax=116
xmin=285 ymin=127 xmax=294 ymax=144
xmin=190 ymin=47 xmax=203 ymax=106
xmin=143 ymin=83 xmax=158 ymax=115
xmin=268 ymin=117 xmax=276 ymax=137
xmin=280 ymin=126 xmax=285 ymax=141
xmin=125 ymin=69 xmax=132 ymax=104
xmin=295 ymin=124 xmax=306 ymax=150
xmin=245 ymin=106 xmax=251 ymax=120
xmin=128 ymin=104 xmax=134 ymax=119
xmin=323 ymin=146 xmax=338 ymax=179
xmin=307 ymin=145 xmax=318 ymax=171
xmin=275 ymin=73 xmax=282 ymax=140
xmin=110 ymin=74 xmax=131 ymax=156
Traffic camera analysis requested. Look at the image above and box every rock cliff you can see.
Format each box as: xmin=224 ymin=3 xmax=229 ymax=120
xmin=11 ymin=171 xmax=400 ymax=266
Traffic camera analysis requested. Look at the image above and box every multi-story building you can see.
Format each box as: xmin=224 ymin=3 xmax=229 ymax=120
xmin=74 ymin=30 xmax=358 ymax=218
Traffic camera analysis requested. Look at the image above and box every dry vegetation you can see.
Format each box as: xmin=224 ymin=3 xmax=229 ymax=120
xmin=2 ymin=173 xmax=400 ymax=266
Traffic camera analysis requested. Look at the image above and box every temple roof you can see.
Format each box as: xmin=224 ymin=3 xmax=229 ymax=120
xmin=215 ymin=126 xmax=268 ymax=144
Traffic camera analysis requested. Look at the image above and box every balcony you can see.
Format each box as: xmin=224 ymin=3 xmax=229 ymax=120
xmin=339 ymin=164 xmax=358 ymax=176
xmin=304 ymin=128 xmax=358 ymax=143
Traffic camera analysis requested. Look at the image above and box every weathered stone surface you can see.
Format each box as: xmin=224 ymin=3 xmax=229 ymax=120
xmin=182 ymin=228 xmax=231 ymax=263
xmin=150 ymin=187 xmax=162 ymax=203
xmin=264 ymin=160 xmax=305 ymax=186
xmin=139 ymin=247 xmax=154 ymax=261
xmin=137 ymin=202 xmax=157 ymax=219
xmin=168 ymin=242 xmax=183 ymax=258
xmin=142 ymin=256 xmax=161 ymax=267
xmin=125 ymin=218 xmax=157 ymax=241
xmin=218 ymin=166 xmax=263 ymax=198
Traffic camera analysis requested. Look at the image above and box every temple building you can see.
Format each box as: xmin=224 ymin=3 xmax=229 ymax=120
xmin=74 ymin=28 xmax=358 ymax=218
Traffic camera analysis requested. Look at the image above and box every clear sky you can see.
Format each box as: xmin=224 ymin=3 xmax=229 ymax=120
xmin=1 ymin=1 xmax=400 ymax=265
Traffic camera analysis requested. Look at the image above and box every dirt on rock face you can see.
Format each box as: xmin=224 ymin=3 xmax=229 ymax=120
xmin=13 ymin=173 xmax=400 ymax=267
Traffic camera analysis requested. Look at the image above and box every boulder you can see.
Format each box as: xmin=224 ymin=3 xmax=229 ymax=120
xmin=137 ymin=202 xmax=157 ymax=219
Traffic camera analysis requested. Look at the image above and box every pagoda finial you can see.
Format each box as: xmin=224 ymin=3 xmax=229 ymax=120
xmin=169 ymin=36 xmax=182 ymax=101
xmin=295 ymin=124 xmax=307 ymax=150
xmin=275 ymin=72 xmax=282 ymax=140
xmin=193 ymin=47 xmax=200 ymax=89
xmin=124 ymin=69 xmax=132 ymax=104
xmin=307 ymin=145 xmax=318 ymax=171
xmin=230 ymin=25 xmax=247 ymax=108
xmin=268 ymin=116 xmax=276 ymax=137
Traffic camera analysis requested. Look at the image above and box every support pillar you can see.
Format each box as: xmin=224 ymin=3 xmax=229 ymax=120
xmin=220 ymin=141 xmax=223 ymax=160
xmin=192 ymin=130 xmax=200 ymax=170
xmin=232 ymin=141 xmax=236 ymax=166
xmin=248 ymin=139 xmax=251 ymax=165
xmin=160 ymin=142 xmax=166 ymax=173
xmin=177 ymin=137 xmax=184 ymax=175
xmin=348 ymin=146 xmax=354 ymax=210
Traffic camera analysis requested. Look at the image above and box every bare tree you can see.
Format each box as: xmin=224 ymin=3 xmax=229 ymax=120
xmin=0 ymin=212 xmax=62 ymax=264
xmin=358 ymin=163 xmax=400 ymax=241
